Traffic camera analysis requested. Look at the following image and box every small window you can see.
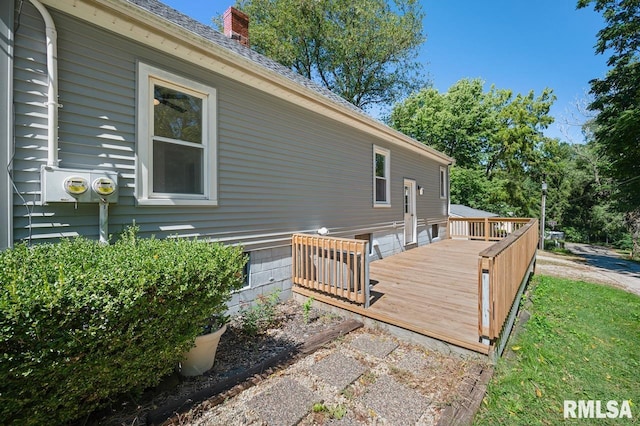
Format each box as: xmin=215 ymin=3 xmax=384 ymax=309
xmin=439 ymin=166 xmax=447 ymax=199
xmin=242 ymin=252 xmax=251 ymax=288
xmin=137 ymin=62 xmax=218 ymax=206
xmin=373 ymin=146 xmax=390 ymax=207
xmin=431 ymin=224 xmax=439 ymax=239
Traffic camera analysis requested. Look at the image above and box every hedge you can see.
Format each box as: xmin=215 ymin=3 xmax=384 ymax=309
xmin=0 ymin=227 xmax=246 ymax=424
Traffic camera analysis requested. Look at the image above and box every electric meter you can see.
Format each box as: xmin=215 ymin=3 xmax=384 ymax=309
xmin=92 ymin=177 xmax=116 ymax=197
xmin=41 ymin=166 xmax=118 ymax=204
xmin=63 ymin=176 xmax=89 ymax=196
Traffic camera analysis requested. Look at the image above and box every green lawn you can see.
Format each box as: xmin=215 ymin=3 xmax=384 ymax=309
xmin=474 ymin=275 xmax=640 ymax=425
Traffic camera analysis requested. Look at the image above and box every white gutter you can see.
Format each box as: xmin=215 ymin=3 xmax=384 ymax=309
xmin=28 ymin=0 xmax=59 ymax=166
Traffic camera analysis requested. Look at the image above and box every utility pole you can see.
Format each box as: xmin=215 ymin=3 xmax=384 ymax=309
xmin=540 ymin=181 xmax=547 ymax=250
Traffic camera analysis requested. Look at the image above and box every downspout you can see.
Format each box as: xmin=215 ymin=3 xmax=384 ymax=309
xmin=2 ymin=0 xmax=14 ymax=249
xmin=28 ymin=0 xmax=59 ymax=166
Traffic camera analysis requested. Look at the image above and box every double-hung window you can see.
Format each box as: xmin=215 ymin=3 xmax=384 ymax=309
xmin=373 ymin=145 xmax=390 ymax=207
xmin=137 ymin=62 xmax=217 ymax=205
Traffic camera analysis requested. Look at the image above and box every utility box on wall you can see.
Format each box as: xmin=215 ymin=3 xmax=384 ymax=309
xmin=41 ymin=166 xmax=118 ymax=204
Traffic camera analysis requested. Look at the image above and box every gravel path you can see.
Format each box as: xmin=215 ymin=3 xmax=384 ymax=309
xmin=180 ymin=327 xmax=487 ymax=425
xmin=93 ymin=300 xmax=487 ymax=426
xmin=536 ymin=244 xmax=640 ymax=296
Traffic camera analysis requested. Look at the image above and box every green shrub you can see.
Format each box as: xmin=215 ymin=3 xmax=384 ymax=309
xmin=615 ymin=233 xmax=633 ymax=251
xmin=239 ymin=289 xmax=281 ymax=336
xmin=0 ymin=226 xmax=246 ymax=425
xmin=562 ymin=226 xmax=585 ymax=243
xmin=543 ymin=239 xmax=565 ymax=250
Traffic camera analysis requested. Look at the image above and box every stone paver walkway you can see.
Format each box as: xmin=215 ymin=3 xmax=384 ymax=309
xmin=191 ymin=328 xmax=487 ymax=425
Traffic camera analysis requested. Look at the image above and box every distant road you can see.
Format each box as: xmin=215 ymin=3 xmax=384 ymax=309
xmin=535 ymin=243 xmax=640 ymax=296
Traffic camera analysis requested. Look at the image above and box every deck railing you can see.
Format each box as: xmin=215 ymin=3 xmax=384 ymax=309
xmin=448 ymin=217 xmax=531 ymax=241
xmin=477 ymin=218 xmax=539 ymax=344
xmin=292 ymin=234 xmax=370 ymax=307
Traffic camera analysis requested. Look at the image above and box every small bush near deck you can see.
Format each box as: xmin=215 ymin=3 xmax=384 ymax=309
xmin=239 ymin=289 xmax=281 ymax=336
xmin=0 ymin=227 xmax=246 ymax=425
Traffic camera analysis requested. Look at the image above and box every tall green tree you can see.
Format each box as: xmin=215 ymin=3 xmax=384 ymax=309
xmin=390 ymin=79 xmax=555 ymax=216
xmin=232 ymin=0 xmax=425 ymax=109
xmin=389 ymin=79 xmax=492 ymax=168
xmin=560 ymin=141 xmax=626 ymax=244
xmin=578 ymin=0 xmax=640 ymax=257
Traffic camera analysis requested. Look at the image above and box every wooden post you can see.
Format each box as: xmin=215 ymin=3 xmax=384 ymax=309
xmin=364 ymin=242 xmax=370 ymax=308
xmin=481 ymin=268 xmax=491 ymax=345
xmin=484 ymin=218 xmax=489 ymax=242
xmin=479 ymin=256 xmax=492 ymax=345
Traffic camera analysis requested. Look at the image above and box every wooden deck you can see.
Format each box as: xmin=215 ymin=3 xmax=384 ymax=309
xmin=294 ymin=239 xmax=494 ymax=354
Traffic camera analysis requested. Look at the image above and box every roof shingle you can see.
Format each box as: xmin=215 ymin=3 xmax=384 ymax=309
xmin=126 ymin=0 xmax=366 ymax=116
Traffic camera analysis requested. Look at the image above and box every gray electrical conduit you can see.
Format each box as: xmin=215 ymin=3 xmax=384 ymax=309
xmin=27 ymin=0 xmax=59 ymax=167
xmin=28 ymin=0 xmax=110 ymax=243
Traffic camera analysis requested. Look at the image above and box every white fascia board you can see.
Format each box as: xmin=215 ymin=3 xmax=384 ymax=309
xmin=41 ymin=0 xmax=454 ymax=165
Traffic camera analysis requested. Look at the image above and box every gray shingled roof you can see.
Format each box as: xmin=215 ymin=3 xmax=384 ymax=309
xmin=449 ymin=204 xmax=498 ymax=218
xmin=126 ymin=0 xmax=366 ymax=116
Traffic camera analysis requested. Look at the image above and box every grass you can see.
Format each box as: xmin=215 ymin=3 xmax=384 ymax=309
xmin=474 ymin=275 xmax=640 ymax=425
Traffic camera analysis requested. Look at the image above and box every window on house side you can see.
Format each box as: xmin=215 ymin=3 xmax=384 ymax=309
xmin=439 ymin=166 xmax=447 ymax=199
xmin=242 ymin=252 xmax=251 ymax=288
xmin=374 ymin=146 xmax=390 ymax=207
xmin=137 ymin=62 xmax=218 ymax=206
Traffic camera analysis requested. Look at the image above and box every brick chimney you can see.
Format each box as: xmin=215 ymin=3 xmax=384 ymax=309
xmin=223 ymin=7 xmax=249 ymax=47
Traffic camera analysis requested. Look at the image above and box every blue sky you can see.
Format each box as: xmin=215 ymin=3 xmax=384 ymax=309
xmin=162 ymin=0 xmax=608 ymax=143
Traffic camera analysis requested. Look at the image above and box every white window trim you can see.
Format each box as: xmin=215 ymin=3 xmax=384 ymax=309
xmin=136 ymin=62 xmax=218 ymax=206
xmin=373 ymin=145 xmax=391 ymax=208
xmin=439 ymin=166 xmax=448 ymax=200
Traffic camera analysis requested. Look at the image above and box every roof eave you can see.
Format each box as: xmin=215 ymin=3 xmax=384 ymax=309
xmin=40 ymin=0 xmax=454 ymax=164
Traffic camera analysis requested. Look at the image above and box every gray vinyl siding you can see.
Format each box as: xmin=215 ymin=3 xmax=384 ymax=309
xmin=12 ymin=3 xmax=449 ymax=248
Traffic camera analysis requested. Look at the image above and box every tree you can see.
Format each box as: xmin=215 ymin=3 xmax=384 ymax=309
xmin=449 ymin=167 xmax=510 ymax=215
xmin=232 ymin=0 xmax=425 ymax=109
xmin=389 ymin=79 xmax=492 ymax=168
xmin=389 ymin=79 xmax=555 ymax=216
xmin=578 ymin=0 xmax=640 ymax=257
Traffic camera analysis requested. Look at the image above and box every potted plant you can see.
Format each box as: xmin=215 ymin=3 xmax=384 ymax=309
xmin=179 ymin=314 xmax=229 ymax=377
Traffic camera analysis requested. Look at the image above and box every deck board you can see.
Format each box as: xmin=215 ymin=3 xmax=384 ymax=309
xmin=368 ymin=239 xmax=493 ymax=353
xmin=294 ymin=239 xmax=494 ymax=354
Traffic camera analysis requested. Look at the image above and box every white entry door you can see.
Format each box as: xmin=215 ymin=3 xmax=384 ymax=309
xmin=403 ymin=179 xmax=417 ymax=245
